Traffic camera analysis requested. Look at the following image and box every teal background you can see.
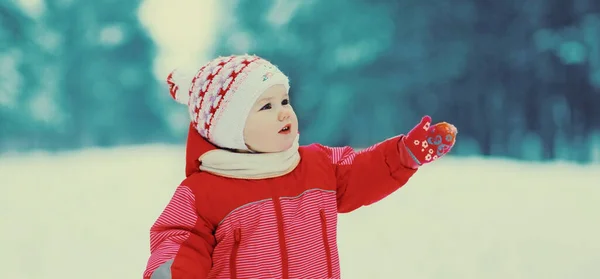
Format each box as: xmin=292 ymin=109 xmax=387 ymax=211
xmin=2 ymin=0 xmax=600 ymax=163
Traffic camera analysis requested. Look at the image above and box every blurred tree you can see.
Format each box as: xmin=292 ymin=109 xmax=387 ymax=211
xmin=2 ymin=0 xmax=600 ymax=163
xmin=42 ymin=1 xmax=166 ymax=149
xmin=0 ymin=1 xmax=35 ymax=151
xmin=0 ymin=0 xmax=167 ymax=152
xmin=212 ymin=0 xmax=600 ymax=163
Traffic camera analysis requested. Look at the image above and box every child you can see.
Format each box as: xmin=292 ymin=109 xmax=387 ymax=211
xmin=143 ymin=54 xmax=457 ymax=279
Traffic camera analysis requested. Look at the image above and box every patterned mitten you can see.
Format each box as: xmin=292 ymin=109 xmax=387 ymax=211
xmin=400 ymin=115 xmax=457 ymax=168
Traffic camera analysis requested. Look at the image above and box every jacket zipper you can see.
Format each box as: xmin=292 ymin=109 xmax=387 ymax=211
xmin=319 ymin=209 xmax=333 ymax=278
xmin=230 ymin=228 xmax=242 ymax=279
xmin=273 ymin=197 xmax=290 ymax=279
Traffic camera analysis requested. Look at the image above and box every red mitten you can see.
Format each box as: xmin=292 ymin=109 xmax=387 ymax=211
xmin=400 ymin=115 xmax=457 ymax=168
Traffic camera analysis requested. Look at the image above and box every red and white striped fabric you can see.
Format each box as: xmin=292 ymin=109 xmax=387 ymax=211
xmin=207 ymin=189 xmax=340 ymax=279
xmin=142 ymin=130 xmax=419 ymax=279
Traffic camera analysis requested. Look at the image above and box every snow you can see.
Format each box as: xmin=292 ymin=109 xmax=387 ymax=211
xmin=0 ymin=145 xmax=599 ymax=278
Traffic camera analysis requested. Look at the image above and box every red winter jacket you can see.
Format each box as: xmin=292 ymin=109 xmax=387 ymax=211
xmin=143 ymin=126 xmax=418 ymax=279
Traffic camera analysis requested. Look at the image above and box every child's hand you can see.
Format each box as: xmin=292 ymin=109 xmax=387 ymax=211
xmin=400 ymin=115 xmax=457 ymax=167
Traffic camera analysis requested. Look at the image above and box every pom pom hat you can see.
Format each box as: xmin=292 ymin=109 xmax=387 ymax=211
xmin=167 ymin=54 xmax=290 ymax=151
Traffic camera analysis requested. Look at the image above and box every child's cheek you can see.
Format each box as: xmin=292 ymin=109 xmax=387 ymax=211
xmin=244 ymin=117 xmax=264 ymax=135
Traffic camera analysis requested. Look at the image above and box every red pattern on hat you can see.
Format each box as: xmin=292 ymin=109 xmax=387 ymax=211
xmin=166 ymin=54 xmax=290 ymax=150
xmin=190 ymin=57 xmax=256 ymax=140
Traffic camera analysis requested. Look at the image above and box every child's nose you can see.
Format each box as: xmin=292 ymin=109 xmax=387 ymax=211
xmin=278 ymin=108 xmax=291 ymax=121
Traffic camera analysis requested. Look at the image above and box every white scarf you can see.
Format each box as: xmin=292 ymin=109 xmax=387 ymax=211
xmin=198 ymin=135 xmax=301 ymax=179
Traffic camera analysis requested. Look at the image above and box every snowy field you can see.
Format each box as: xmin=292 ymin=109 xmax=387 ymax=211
xmin=1 ymin=144 xmax=599 ymax=279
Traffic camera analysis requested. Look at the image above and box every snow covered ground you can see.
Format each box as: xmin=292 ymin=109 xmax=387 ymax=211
xmin=1 ymin=145 xmax=599 ymax=279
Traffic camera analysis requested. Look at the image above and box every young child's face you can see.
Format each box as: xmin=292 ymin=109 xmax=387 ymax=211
xmin=244 ymin=84 xmax=298 ymax=153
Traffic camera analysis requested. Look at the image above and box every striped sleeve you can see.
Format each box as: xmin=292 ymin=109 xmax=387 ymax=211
xmin=316 ymin=136 xmax=419 ymax=213
xmin=143 ymin=185 xmax=215 ymax=279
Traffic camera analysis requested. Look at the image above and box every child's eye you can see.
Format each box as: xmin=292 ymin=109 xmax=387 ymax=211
xmin=282 ymin=99 xmax=289 ymax=105
xmin=260 ymin=103 xmax=272 ymax=111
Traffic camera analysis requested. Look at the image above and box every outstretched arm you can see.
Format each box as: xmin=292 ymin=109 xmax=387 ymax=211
xmin=316 ymin=136 xmax=417 ymax=213
xmin=316 ymin=115 xmax=457 ymax=213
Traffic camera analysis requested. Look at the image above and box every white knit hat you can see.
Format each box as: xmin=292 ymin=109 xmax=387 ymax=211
xmin=167 ymin=54 xmax=290 ymax=150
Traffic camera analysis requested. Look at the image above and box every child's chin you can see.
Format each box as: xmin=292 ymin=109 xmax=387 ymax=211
xmin=271 ymin=142 xmax=293 ymax=153
xmin=252 ymin=139 xmax=295 ymax=153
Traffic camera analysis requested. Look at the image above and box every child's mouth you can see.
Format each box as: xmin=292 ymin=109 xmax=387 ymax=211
xmin=279 ymin=124 xmax=291 ymax=134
